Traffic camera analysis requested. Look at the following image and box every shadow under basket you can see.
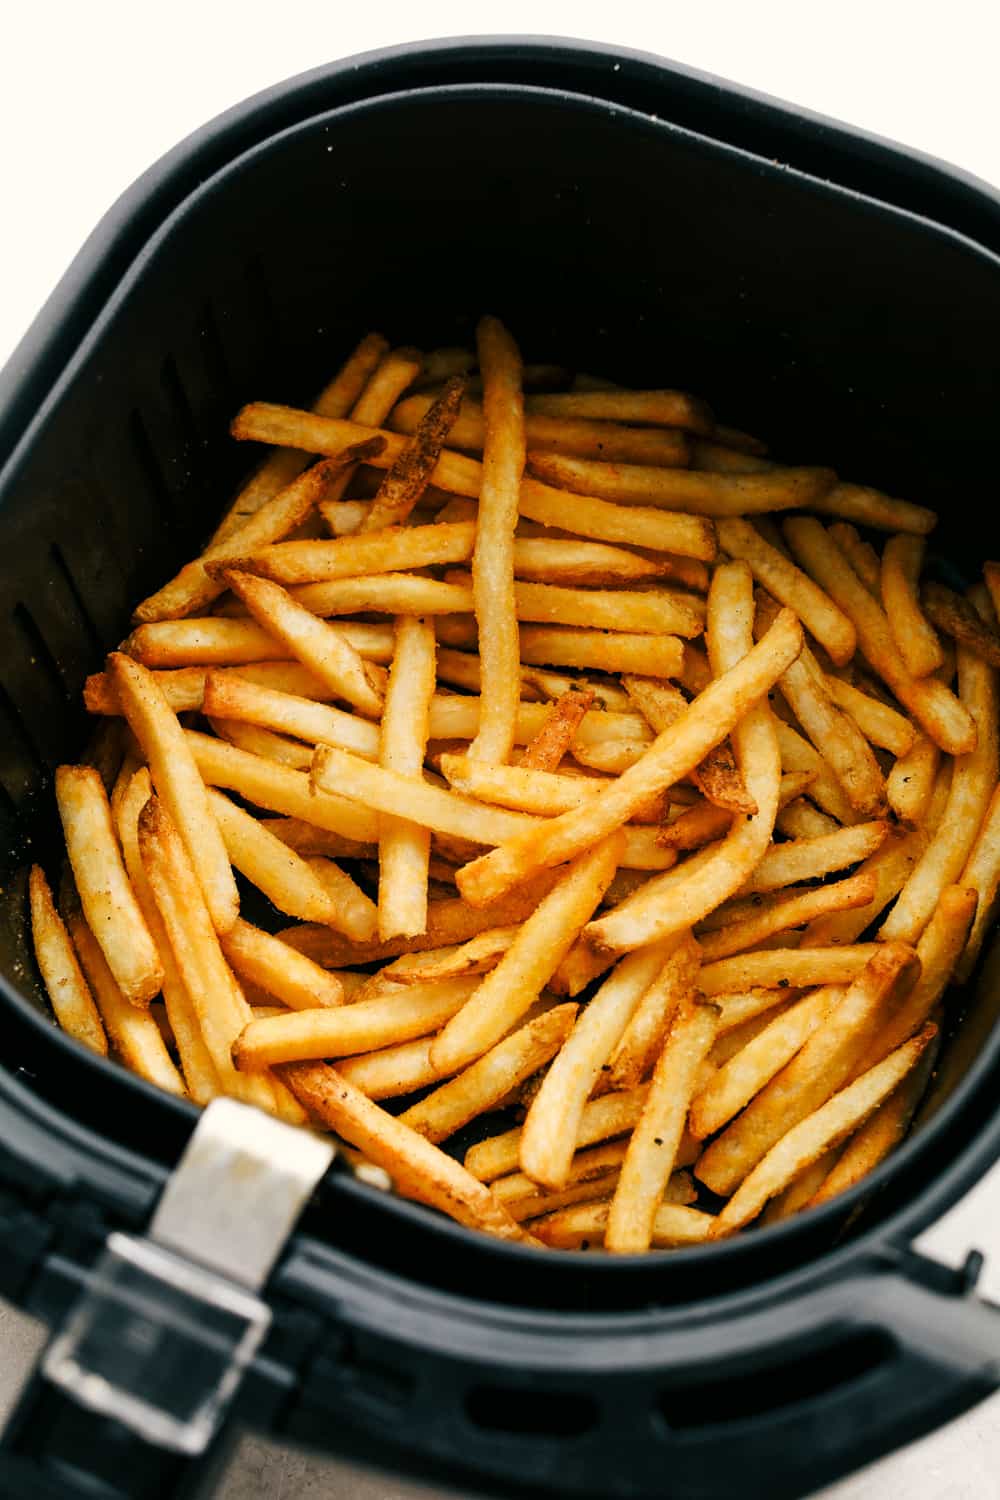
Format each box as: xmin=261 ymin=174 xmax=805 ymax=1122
xmin=1 ymin=37 xmax=1000 ymax=1500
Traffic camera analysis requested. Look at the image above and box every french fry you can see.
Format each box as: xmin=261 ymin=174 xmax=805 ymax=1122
xmin=514 ymin=627 xmax=685 ymax=677
xmin=881 ymin=534 xmax=943 ymax=677
xmin=774 ymin=720 xmax=859 ymax=825
xmin=362 ymin=377 xmax=466 ymax=531
xmin=54 ymin=764 xmax=164 ymax=1006
xmin=825 ymin=677 xmax=916 ymax=758
xmin=802 ymin=827 xmax=927 ymax=947
xmin=520 ymin=688 xmax=595 ymax=771
xmin=320 ymin=345 xmax=424 ymax=506
xmin=86 ymin=662 xmax=344 ymax=716
xmin=465 ymin=1086 xmax=652 ymax=1181
xmin=210 ymin=332 xmax=389 ymax=545
xmin=371 ymin=927 xmax=519 ymax=987
xmin=886 ymin=732 xmax=940 ymax=824
xmin=187 ymin=730 xmax=379 ymax=843
xmin=604 ymin=999 xmax=720 ymax=1252
xmin=109 ymin=654 xmax=240 ymax=934
xmin=954 ymin=783 xmax=1000 ymax=981
xmin=921 ymin=580 xmax=1000 ymax=668
xmin=716 ymin=517 xmax=856 ymax=664
xmin=138 ymin=796 xmax=274 ymax=1111
xmin=68 ymin=908 xmax=186 ymax=1097
xmin=760 ymin=1150 xmax=843 ymax=1224
xmin=336 ymin=1036 xmax=444 ymax=1100
xmin=224 ymin=520 xmax=477 ymax=584
xmin=206 ymin=788 xmax=345 ymax=925
xmin=696 ymin=872 xmax=876 ymax=962
xmin=696 ymin=942 xmax=919 ymax=1196
xmin=307 ymin=857 xmax=379 ymax=943
xmin=583 ymin=563 xmax=783 ymax=954
xmin=277 ymin=1062 xmax=529 ymax=1241
xmin=391 ymin=391 xmax=692 ymax=465
xmin=203 ymin=673 xmax=378 ymax=758
xmin=742 ymin=821 xmax=889 ymax=893
xmin=605 ymin=932 xmax=703 ymax=1092
xmin=28 ymin=866 xmax=108 ymax=1055
xmin=430 ymin=833 xmax=623 ymax=1075
xmin=124 ymin=618 xmax=395 ymax=669
xmin=532 ymin=1200 xmax=715 ymax=1250
xmin=709 ymin=1028 xmax=935 ymax=1236
xmin=783 ymin=518 xmax=976 ymax=754
xmin=456 ymin=609 xmax=802 ymax=909
xmin=378 ymin=616 xmax=437 ymax=939
xmin=709 ymin=1000 xmax=797 ymax=1065
xmin=826 ymin=522 xmax=881 ymax=596
xmin=527 ymin=451 xmax=835 ymax=515
xmin=774 ymin=799 xmax=840 ymax=840
xmin=258 ymin=817 xmax=371 ymax=861
xmin=713 ymin=987 xmax=799 ymax=1035
xmin=233 ymin=976 xmax=479 ymax=1069
xmin=222 ymin=570 xmax=385 ymax=717
xmin=519 ymin=942 xmax=678 ymax=1189
xmin=621 ymin=674 xmax=755 ymax=814
xmin=525 ymin=387 xmax=713 ymax=431
xmin=220 ymin=918 xmax=344 ymax=1010
xmin=698 ymin=944 xmax=885 ymax=997
xmin=880 ymin=607 xmax=997 ymax=943
xmin=658 ymin=771 xmax=814 ymax=852
xmin=397 ymin=1004 xmax=577 ymax=1143
xmin=134 ymin=441 xmax=385 ymax=622
xmin=209 ymin=718 xmax=313 ymax=769
xmin=519 ymin=482 xmax=717 ymax=558
xmin=114 ymin=769 xmax=220 ymax=1104
xmin=689 ymin=985 xmax=842 ymax=1140
xmin=490 ymin=1140 xmax=651 ymax=1209
xmin=439 ymin=753 xmax=618 ymax=818
xmin=812 ymin=483 xmax=936 ymax=536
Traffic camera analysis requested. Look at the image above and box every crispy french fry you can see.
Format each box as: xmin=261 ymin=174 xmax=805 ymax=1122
xmin=465 ymin=1085 xmax=651 ymax=1181
xmin=709 ymin=999 xmax=797 ymax=1064
xmin=955 ymin=783 xmax=1000 ymax=981
xmin=456 ymin=609 xmax=802 ymax=908
xmin=222 ymin=570 xmax=384 ymax=717
xmin=713 ymin=987 xmax=799 ymax=1034
xmin=886 ymin=732 xmax=940 ymax=824
xmin=717 ymin=517 xmax=856 ymax=664
xmin=224 ymin=520 xmax=476 ymax=584
xmin=220 ymin=918 xmax=344 ymax=1010
xmin=54 ymin=764 xmax=164 ymax=1006
xmin=697 ymin=872 xmax=876 ymax=963
xmin=710 ymin=1028 xmax=935 ymax=1235
xmin=306 ymin=857 xmax=379 ymax=943
xmin=881 ymin=534 xmax=943 ymax=677
xmin=320 ymin=345 xmax=424 ymax=506
xmin=525 ymin=388 xmax=712 ymax=432
xmin=689 ymin=985 xmax=842 ymax=1139
xmin=206 ymin=788 xmax=345 ymax=925
xmin=257 ymin=818 xmax=371 ymax=861
xmin=825 ymin=677 xmax=916 ymax=758
xmin=774 ymin=799 xmax=840 ymax=840
xmin=336 ymin=1035 xmax=444 ymax=1100
xmin=430 ymin=834 xmax=623 ymax=1076
xmin=391 ymin=391 xmax=692 ymax=465
xmin=28 ymin=866 xmax=107 ymax=1055
xmin=514 ymin=627 xmax=684 ymax=677
xmin=362 ymin=377 xmax=466 ymax=531
xmin=209 ymin=717 xmax=313 ymax=769
xmin=439 ymin=754 xmax=611 ymax=818
xmin=774 ymin=720 xmax=859 ymax=825
xmin=813 ymin=483 xmax=936 ymax=535
xmin=86 ymin=662 xmax=343 ymax=716
xmin=109 ymin=654 xmax=240 ymax=934
xmin=527 ymin=451 xmax=835 ymax=516
xmin=124 ymin=618 xmax=395 ymax=669
xmin=742 ymin=821 xmax=889 ymax=894
xmin=277 ymin=1062 xmax=529 ymax=1241
xmin=880 ymin=606 xmax=997 ymax=943
xmin=922 ymin=580 xmax=1000 ymax=668
xmin=826 ymin=522 xmax=881 ymax=597
xmin=802 ymin=827 xmax=927 ymax=948
xmin=520 ymin=689 xmax=595 ymax=771
xmin=621 ymin=674 xmax=755 ymax=814
xmin=378 ymin=616 xmax=436 ymax=939
xmin=760 ymin=1150 xmax=843 ymax=1223
xmin=659 ymin=771 xmax=814 ymax=852
xmin=519 ymin=942 xmax=677 ymax=1189
xmin=584 ymin=563 xmax=783 ymax=954
xmin=398 ymin=1004 xmax=577 ymax=1143
xmin=372 ymin=927 xmax=519 ymax=987
xmin=605 ymin=932 xmax=703 ymax=1092
xmin=605 ymin=999 xmax=720 ymax=1252
xmin=696 ymin=942 xmax=919 ymax=1196
xmin=783 ymin=518 xmax=975 ymax=754
xmin=532 ymin=1200 xmax=714 ymax=1250
xmin=698 ymin=944 xmax=884 ymax=997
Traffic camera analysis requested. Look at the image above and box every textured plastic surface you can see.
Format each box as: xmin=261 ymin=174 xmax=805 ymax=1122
xmin=1 ymin=38 xmax=1000 ymax=1500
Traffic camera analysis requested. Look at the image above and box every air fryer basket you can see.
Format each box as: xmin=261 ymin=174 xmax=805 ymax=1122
xmin=2 ymin=39 xmax=1000 ymax=1500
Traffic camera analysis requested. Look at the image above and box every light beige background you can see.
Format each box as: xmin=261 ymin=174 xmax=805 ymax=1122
xmin=3 ymin=2 xmax=1000 ymax=1495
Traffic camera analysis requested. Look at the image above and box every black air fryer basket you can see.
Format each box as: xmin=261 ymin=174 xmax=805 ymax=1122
xmin=1 ymin=38 xmax=1000 ymax=1500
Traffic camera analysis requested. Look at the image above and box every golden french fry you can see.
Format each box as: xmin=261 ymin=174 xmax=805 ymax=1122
xmin=514 ymin=627 xmax=685 ymax=677
xmin=439 ymin=753 xmax=606 ymax=817
xmin=465 ymin=1085 xmax=651 ymax=1181
xmin=320 ymin=345 xmax=425 ymax=507
xmin=954 ymin=783 xmax=1000 ymax=981
xmin=658 ymin=771 xmax=814 ymax=852
xmin=362 ymin=376 xmax=466 ymax=531
xmin=886 ymin=732 xmax=940 ymax=824
xmin=398 ymin=1004 xmax=577 ymax=1143
xmin=223 ymin=520 xmax=476 ymax=585
xmin=717 ymin=517 xmax=856 ymax=664
xmin=210 ymin=333 xmax=389 ymax=545
xmin=621 ymin=674 xmax=755 ymax=814
xmin=220 ymin=918 xmax=343 ymax=1010
xmin=880 ymin=534 xmax=943 ymax=677
xmin=209 ymin=717 xmax=313 ymax=769
xmin=431 ymin=834 xmax=623 ymax=1076
xmin=525 ymin=387 xmax=712 ymax=431
xmin=826 ymin=522 xmax=881 ymax=596
xmin=336 ymin=1035 xmax=444 ymax=1100
xmin=709 ymin=999 xmax=798 ymax=1065
xmin=710 ymin=1027 xmax=935 ymax=1236
xmin=743 ymin=822 xmax=889 ymax=894
xmin=825 ymin=677 xmax=916 ymax=758
xmin=222 ymin=570 xmax=385 ymax=717
xmin=880 ymin=606 xmax=997 ymax=943
xmin=921 ymin=580 xmax=1000 ymax=668
xmin=526 ymin=451 xmax=835 ymax=516
xmin=760 ymin=1150 xmax=844 ymax=1224
xmin=813 ymin=483 xmax=936 ymax=535
xmin=532 ymin=1200 xmax=714 ymax=1250
xmin=86 ymin=662 xmax=344 ymax=716
xmin=605 ymin=932 xmax=703 ymax=1092
xmin=306 ymin=857 xmax=379 ymax=943
xmin=689 ymin=985 xmax=842 ymax=1140
xmin=774 ymin=720 xmax=859 ymax=825
xmin=783 ymin=518 xmax=975 ymax=754
xmin=378 ymin=616 xmax=437 ymax=939
xmin=456 ymin=608 xmax=803 ymax=909
xmin=373 ymin=927 xmax=519 ymax=986
xmin=696 ymin=942 xmax=919 ymax=1196
xmin=698 ymin=944 xmax=885 ymax=997
xmin=713 ymin=987 xmax=800 ymax=1035
xmin=108 ymin=654 xmax=240 ymax=934
xmin=54 ymin=764 xmax=164 ymax=1006
xmin=605 ymin=999 xmax=720 ymax=1252
xmin=774 ymin=799 xmax=840 ymax=840
xmin=28 ymin=866 xmax=108 ymax=1055
xmin=697 ymin=872 xmax=876 ymax=963
xmin=391 ymin=391 xmax=692 ymax=465
xmin=206 ymin=788 xmax=345 ymax=925
xmin=584 ymin=563 xmax=783 ymax=954
xmin=277 ymin=1062 xmax=529 ymax=1241
xmin=520 ymin=688 xmax=595 ymax=771
xmin=801 ymin=827 xmax=927 ymax=948
xmin=124 ymin=618 xmax=395 ymax=669
xmin=519 ymin=943 xmax=677 ymax=1189
xmin=257 ymin=817 xmax=370 ymax=861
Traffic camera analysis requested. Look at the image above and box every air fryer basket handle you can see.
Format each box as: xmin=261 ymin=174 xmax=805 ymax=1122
xmin=279 ymin=1249 xmax=1000 ymax=1500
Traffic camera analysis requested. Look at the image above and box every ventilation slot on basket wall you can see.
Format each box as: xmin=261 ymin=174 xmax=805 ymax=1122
xmin=659 ymin=1329 xmax=894 ymax=1430
xmin=49 ymin=543 xmax=106 ymax=658
xmin=465 ymin=1385 xmax=599 ymax=1438
xmin=128 ymin=409 xmax=182 ymax=533
xmin=0 ymin=682 xmax=49 ymax=806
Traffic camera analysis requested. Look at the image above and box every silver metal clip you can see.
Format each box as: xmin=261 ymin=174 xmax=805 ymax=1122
xmin=42 ymin=1098 xmax=334 ymax=1454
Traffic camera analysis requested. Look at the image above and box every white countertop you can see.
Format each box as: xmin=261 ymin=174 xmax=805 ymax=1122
xmin=3 ymin=3 xmax=1000 ymax=1496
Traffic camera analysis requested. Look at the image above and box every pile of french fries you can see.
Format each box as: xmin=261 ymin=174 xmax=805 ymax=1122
xmin=28 ymin=321 xmax=1000 ymax=1253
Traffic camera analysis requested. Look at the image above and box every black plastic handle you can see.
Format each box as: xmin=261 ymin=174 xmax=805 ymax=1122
xmin=275 ymin=1247 xmax=1000 ymax=1500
